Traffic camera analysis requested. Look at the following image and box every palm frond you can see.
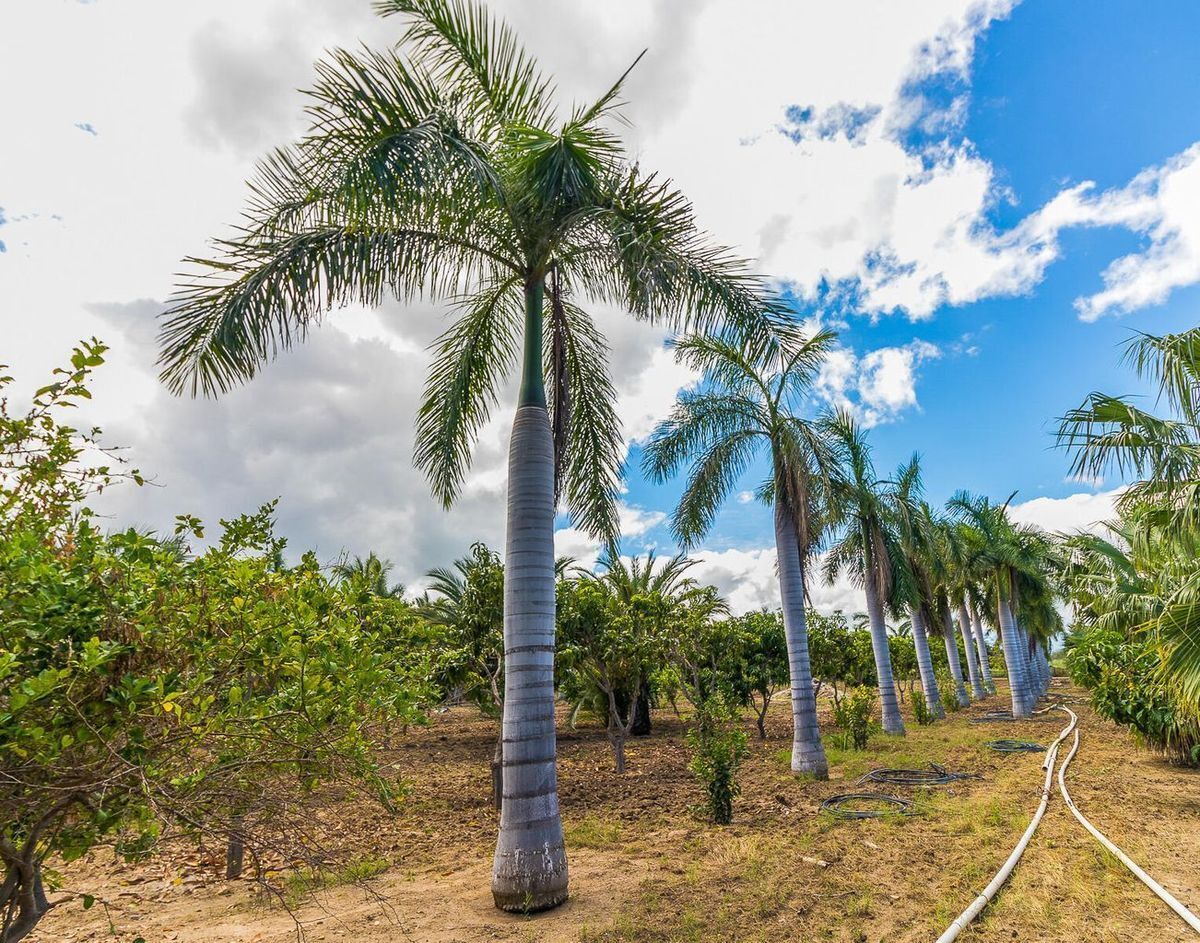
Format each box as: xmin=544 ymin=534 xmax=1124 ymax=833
xmin=414 ymin=276 xmax=524 ymax=506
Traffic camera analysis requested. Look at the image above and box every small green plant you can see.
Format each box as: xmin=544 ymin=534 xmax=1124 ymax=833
xmin=935 ymin=672 xmax=963 ymax=712
xmin=686 ymin=698 xmax=748 ymax=825
xmin=833 ymin=686 xmax=875 ymax=750
xmin=912 ymin=694 xmax=935 ymax=726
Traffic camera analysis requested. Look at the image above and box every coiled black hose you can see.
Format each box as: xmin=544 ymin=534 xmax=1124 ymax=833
xmin=859 ymin=763 xmax=975 ymax=786
xmin=820 ymin=793 xmax=914 ymax=819
xmin=985 ymin=739 xmax=1044 ymax=753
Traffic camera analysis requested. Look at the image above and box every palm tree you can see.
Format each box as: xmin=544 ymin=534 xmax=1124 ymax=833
xmin=886 ymin=456 xmax=945 ymax=719
xmin=333 ymin=551 xmax=405 ymax=598
xmin=822 ymin=413 xmax=907 ymax=735
xmin=1057 ymin=326 xmax=1200 ymax=696
xmin=949 ymin=493 xmax=1054 ymax=715
xmin=926 ymin=516 xmax=973 ymax=707
xmin=589 ymin=550 xmax=700 ymax=737
xmin=156 ymin=0 xmax=781 ymax=912
xmin=643 ymin=325 xmax=838 ymax=776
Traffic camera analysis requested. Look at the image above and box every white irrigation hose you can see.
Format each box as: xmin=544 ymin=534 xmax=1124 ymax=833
xmin=935 ymin=707 xmax=1076 ymax=943
xmin=1057 ymin=725 xmax=1200 ymax=936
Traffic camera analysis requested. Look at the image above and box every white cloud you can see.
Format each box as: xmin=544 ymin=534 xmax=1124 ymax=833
xmin=689 ymin=547 xmax=865 ymax=616
xmin=6 ymin=0 xmax=1195 ymax=607
xmin=1009 ymin=488 xmax=1123 ymax=535
xmin=736 ymin=491 xmax=755 ymax=504
xmin=815 ymin=339 xmax=941 ymax=426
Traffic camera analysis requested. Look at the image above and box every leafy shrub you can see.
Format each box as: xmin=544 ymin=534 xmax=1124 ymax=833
xmin=1066 ymin=627 xmax=1200 ymax=766
xmin=686 ymin=698 xmax=748 ymax=824
xmin=833 ymin=686 xmax=875 ymax=749
xmin=935 ymin=671 xmax=963 ymax=712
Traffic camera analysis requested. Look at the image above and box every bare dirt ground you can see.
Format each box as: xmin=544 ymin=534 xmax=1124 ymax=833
xmin=36 ymin=681 xmax=1200 ymax=942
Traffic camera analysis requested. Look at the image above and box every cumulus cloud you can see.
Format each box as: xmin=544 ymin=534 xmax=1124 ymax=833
xmin=689 ymin=547 xmax=865 ymax=616
xmin=1009 ymin=488 xmax=1123 ymax=535
xmin=815 ymin=338 xmax=941 ymax=426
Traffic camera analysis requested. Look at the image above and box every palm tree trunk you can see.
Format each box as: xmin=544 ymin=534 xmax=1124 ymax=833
xmin=967 ymin=598 xmax=996 ymax=693
xmin=940 ymin=604 xmax=970 ymax=707
xmin=491 ymin=280 xmax=568 ymax=913
xmin=909 ymin=605 xmax=944 ymax=719
xmin=996 ymin=593 xmax=1030 ymax=717
xmin=774 ymin=501 xmax=828 ymax=777
xmin=1015 ymin=622 xmax=1037 ymax=705
xmin=864 ymin=574 xmax=905 ymax=735
xmin=957 ymin=600 xmax=986 ymax=699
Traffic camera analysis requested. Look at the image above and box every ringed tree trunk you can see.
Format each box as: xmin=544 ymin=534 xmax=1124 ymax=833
xmin=908 ymin=605 xmax=945 ymax=720
xmin=995 ymin=593 xmax=1030 ymax=718
xmin=1015 ymin=622 xmax=1037 ymax=705
xmin=491 ymin=280 xmax=568 ymax=913
xmin=940 ymin=604 xmax=970 ymax=708
xmin=774 ymin=501 xmax=828 ymax=777
xmin=864 ymin=571 xmax=906 ymax=735
xmin=967 ymin=598 xmax=996 ymax=694
xmin=957 ymin=600 xmax=986 ymax=699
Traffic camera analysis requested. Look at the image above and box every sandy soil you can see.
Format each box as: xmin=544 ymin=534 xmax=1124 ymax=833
xmin=34 ymin=682 xmax=1200 ymax=942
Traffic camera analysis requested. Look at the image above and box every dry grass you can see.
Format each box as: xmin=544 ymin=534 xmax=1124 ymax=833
xmin=41 ymin=681 xmax=1200 ymax=943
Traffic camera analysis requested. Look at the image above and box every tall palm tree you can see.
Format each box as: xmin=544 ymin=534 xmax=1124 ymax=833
xmin=823 ymin=413 xmax=908 ymax=735
xmin=156 ymin=0 xmax=780 ymax=912
xmin=926 ymin=516 xmax=973 ymax=706
xmin=886 ymin=456 xmax=945 ymax=719
xmin=333 ymin=551 xmax=406 ymax=598
xmin=643 ymin=325 xmax=838 ymax=776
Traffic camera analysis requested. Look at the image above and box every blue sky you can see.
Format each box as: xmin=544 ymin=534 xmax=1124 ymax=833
xmin=619 ymin=0 xmax=1200 ymax=560
xmin=2 ymin=0 xmax=1198 ymax=612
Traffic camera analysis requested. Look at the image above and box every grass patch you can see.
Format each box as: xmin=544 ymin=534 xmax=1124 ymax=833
xmin=283 ymin=855 xmax=389 ymax=908
xmin=564 ymin=814 xmax=624 ymax=849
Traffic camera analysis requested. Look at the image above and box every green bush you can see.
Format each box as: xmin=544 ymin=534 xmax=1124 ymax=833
xmin=912 ymin=694 xmax=935 ymax=726
xmin=686 ymin=698 xmax=748 ymax=824
xmin=833 ymin=686 xmax=875 ymax=750
xmin=1066 ymin=627 xmax=1199 ymax=766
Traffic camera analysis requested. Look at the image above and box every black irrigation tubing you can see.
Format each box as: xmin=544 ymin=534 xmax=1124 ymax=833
xmin=971 ymin=710 xmax=1059 ymax=724
xmin=985 ymin=739 xmax=1045 ymax=753
xmin=858 ymin=763 xmax=978 ymax=786
xmin=820 ymin=793 xmax=914 ymax=819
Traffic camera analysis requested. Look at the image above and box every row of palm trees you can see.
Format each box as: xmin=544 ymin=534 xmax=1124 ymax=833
xmin=152 ymin=0 xmax=1056 ymax=912
xmin=643 ymin=323 xmax=1058 ymax=779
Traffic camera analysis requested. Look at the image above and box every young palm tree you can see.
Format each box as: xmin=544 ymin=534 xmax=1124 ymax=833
xmin=823 ymin=413 xmax=908 ymax=735
xmin=643 ymin=325 xmax=838 ymax=776
xmin=156 ymin=0 xmax=781 ymax=912
xmin=590 ymin=550 xmax=700 ymax=737
xmin=333 ymin=551 xmax=405 ymax=598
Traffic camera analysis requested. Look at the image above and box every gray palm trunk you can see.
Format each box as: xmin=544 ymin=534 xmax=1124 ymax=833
xmin=996 ymin=596 xmax=1030 ymax=717
xmin=774 ymin=502 xmax=828 ymax=777
xmin=956 ymin=600 xmax=986 ymax=699
xmin=967 ymin=598 xmax=996 ymax=693
xmin=1015 ymin=623 xmax=1037 ymax=706
xmin=491 ymin=282 xmax=568 ymax=913
xmin=864 ymin=574 xmax=906 ymax=735
xmin=908 ymin=605 xmax=944 ymax=719
xmin=940 ymin=605 xmax=970 ymax=707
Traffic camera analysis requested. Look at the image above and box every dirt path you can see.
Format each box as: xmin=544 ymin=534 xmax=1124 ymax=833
xmin=36 ymin=684 xmax=1200 ymax=942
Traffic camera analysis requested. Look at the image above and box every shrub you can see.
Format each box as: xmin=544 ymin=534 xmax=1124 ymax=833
xmin=686 ymin=698 xmax=748 ymax=824
xmin=833 ymin=686 xmax=875 ymax=749
xmin=912 ymin=694 xmax=935 ymax=726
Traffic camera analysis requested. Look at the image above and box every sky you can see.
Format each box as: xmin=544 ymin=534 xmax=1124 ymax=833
xmin=2 ymin=0 xmax=1198 ymax=614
